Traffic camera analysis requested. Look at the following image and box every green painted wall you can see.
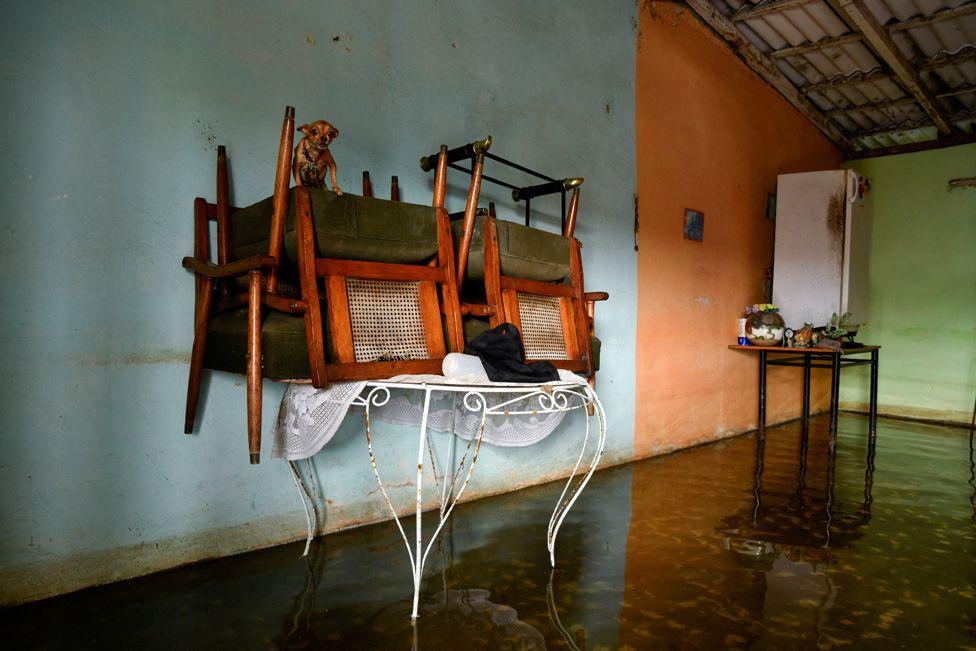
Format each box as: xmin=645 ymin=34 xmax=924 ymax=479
xmin=842 ymin=144 xmax=976 ymax=424
xmin=0 ymin=0 xmax=637 ymax=605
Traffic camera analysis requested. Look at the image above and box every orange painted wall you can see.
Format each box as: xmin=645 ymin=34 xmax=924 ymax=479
xmin=634 ymin=2 xmax=843 ymax=458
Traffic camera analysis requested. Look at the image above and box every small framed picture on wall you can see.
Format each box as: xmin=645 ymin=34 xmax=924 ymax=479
xmin=683 ymin=209 xmax=704 ymax=241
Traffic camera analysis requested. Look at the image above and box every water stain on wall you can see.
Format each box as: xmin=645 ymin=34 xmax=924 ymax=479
xmin=69 ymin=350 xmax=189 ymax=367
xmin=827 ymin=188 xmax=846 ymax=257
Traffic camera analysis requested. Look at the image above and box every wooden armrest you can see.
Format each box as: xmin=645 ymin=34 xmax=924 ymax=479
xmin=584 ymin=291 xmax=609 ymax=302
xmin=182 ymin=255 xmax=277 ymax=278
xmin=460 ymin=302 xmax=496 ymax=317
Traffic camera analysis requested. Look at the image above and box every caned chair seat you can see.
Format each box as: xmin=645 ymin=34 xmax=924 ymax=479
xmin=206 ymin=278 xmax=443 ymax=379
xmin=230 ymin=189 xmax=440 ymax=277
xmin=461 ymin=316 xmax=601 ymax=372
xmin=452 ymin=217 xmax=570 ymax=284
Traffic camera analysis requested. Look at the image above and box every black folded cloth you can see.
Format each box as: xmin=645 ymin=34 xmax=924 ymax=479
xmin=465 ymin=323 xmax=559 ymax=383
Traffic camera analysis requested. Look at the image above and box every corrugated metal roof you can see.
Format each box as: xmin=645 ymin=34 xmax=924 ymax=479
xmin=703 ymin=0 xmax=976 ymax=153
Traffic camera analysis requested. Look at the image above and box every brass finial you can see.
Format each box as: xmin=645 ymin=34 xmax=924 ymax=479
xmin=472 ymin=135 xmax=492 ymax=154
xmin=563 ymin=177 xmax=584 ymax=189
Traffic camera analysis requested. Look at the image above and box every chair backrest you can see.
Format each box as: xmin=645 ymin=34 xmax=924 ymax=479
xmin=478 ymin=203 xmax=592 ymax=376
xmin=295 ymin=143 xmax=485 ymax=384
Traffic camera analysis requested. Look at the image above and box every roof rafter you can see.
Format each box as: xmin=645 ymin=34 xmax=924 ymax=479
xmin=937 ymin=84 xmax=976 ymax=100
xmin=916 ymin=45 xmax=976 ymax=70
xmin=835 ymin=0 xmax=952 ymax=133
xmin=771 ymin=33 xmax=863 ymax=58
xmin=850 ymin=118 xmax=934 ymax=139
xmin=731 ymin=0 xmax=814 ymax=21
xmin=888 ymin=2 xmax=976 ymax=33
xmin=845 ymin=130 xmax=976 ymax=159
xmin=685 ymin=0 xmax=850 ymax=148
xmin=826 ymin=96 xmax=917 ymax=116
xmin=800 ymin=67 xmax=889 ymax=93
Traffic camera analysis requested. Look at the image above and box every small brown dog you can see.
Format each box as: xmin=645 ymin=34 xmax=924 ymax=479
xmin=292 ymin=120 xmax=342 ymax=194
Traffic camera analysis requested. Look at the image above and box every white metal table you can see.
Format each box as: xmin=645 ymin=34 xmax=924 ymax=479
xmin=288 ymin=378 xmax=606 ymax=619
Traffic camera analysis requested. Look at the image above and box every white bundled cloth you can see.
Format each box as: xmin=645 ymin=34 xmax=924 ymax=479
xmin=272 ymin=354 xmax=589 ymax=460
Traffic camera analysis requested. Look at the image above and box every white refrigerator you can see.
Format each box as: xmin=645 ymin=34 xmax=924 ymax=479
xmin=771 ymin=169 xmax=868 ymax=330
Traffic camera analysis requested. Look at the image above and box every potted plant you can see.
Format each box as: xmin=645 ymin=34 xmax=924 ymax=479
xmin=745 ymin=304 xmax=786 ymax=346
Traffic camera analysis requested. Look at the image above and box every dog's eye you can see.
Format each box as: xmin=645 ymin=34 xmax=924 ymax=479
xmin=311 ymin=128 xmax=318 ymax=135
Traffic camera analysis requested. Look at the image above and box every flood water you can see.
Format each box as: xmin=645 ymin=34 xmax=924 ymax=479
xmin=4 ymin=414 xmax=975 ymax=649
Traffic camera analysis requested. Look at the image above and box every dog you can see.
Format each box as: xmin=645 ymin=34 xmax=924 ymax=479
xmin=292 ymin=120 xmax=342 ymax=195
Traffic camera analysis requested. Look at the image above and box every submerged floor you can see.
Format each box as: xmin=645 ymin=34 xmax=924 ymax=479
xmin=4 ymin=414 xmax=975 ymax=649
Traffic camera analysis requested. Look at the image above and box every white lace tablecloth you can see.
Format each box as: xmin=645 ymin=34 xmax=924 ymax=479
xmin=273 ymin=370 xmax=588 ymax=460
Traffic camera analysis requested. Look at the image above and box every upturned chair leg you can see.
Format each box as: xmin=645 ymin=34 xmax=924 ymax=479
xmin=586 ymin=297 xmax=596 ymax=389
xmin=266 ymin=106 xmax=295 ymax=296
xmin=247 ymin=270 xmax=263 ymax=464
xmin=184 ymin=276 xmax=213 ymax=433
xmin=362 ymin=171 xmax=374 ymax=197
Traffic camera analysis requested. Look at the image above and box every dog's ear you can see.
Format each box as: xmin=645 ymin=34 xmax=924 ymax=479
xmin=297 ymin=124 xmax=310 ymax=135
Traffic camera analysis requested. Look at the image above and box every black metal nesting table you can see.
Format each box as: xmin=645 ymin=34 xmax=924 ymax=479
xmin=729 ymin=344 xmax=880 ymax=439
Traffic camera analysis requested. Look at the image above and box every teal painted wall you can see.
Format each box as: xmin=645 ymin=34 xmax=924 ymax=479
xmin=0 ymin=1 xmax=637 ymax=604
xmin=842 ymin=144 xmax=976 ymax=423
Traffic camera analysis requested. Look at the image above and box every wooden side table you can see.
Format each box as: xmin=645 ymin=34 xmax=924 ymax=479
xmin=728 ymin=345 xmax=879 ymax=439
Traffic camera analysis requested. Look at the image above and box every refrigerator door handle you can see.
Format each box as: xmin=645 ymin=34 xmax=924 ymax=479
xmin=846 ymin=170 xmax=860 ymax=205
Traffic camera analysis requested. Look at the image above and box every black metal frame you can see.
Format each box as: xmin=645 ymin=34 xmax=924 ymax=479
xmin=757 ymin=348 xmax=879 ymax=443
xmin=423 ymin=144 xmax=573 ymax=230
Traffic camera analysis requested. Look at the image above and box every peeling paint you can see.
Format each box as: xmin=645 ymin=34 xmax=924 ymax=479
xmin=195 ymin=118 xmax=218 ymax=151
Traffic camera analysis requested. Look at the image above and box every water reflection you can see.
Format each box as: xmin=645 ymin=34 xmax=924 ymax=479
xmin=724 ymin=426 xmax=875 ymax=552
xmin=619 ymin=418 xmax=973 ymax=648
xmin=970 ymin=429 xmax=975 ymax=522
xmin=713 ymin=428 xmax=875 ymax=646
xmin=3 ymin=415 xmax=974 ymax=649
xmin=274 ymin=539 xmax=561 ymax=650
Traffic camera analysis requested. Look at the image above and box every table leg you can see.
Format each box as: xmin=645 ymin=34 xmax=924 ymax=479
xmin=869 ymin=349 xmax=879 ymax=436
xmin=288 ymin=461 xmax=318 ymax=557
xmin=802 ymin=354 xmax=811 ymax=433
xmin=411 ymin=389 xmax=432 ymax=619
xmin=547 ymin=384 xmax=607 ymax=567
xmin=441 ymin=393 xmax=457 ymax=517
xmin=829 ymin=354 xmax=841 ymax=442
xmin=362 ymin=385 xmax=486 ymax=620
xmin=758 ymin=350 xmax=767 ymax=437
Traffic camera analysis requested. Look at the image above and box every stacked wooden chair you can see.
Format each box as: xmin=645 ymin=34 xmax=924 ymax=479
xmin=414 ymin=144 xmax=609 ymax=382
xmin=182 ymin=107 xmax=607 ymax=463
xmin=450 ymin=200 xmax=607 ymax=379
xmin=182 ymin=106 xmax=487 ymax=463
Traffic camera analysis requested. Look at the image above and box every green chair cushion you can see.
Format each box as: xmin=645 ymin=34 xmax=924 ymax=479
xmin=452 ymin=217 xmax=570 ymax=283
xmin=204 ymin=310 xmax=600 ymax=380
xmin=229 ymin=189 xmax=439 ymax=279
xmin=590 ymin=335 xmax=601 ymax=373
xmin=204 ymin=307 xmax=327 ymax=380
